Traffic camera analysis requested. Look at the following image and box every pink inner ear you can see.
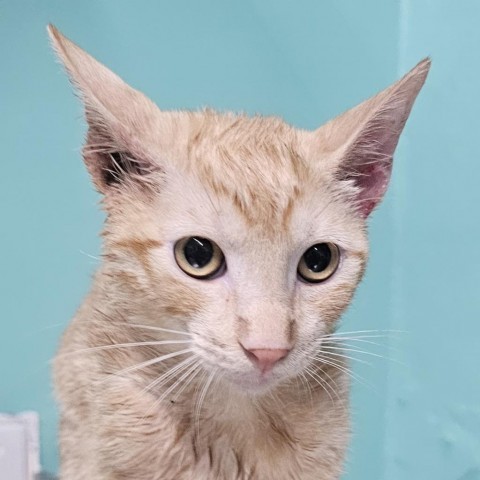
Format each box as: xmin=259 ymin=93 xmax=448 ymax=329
xmin=321 ymin=59 xmax=430 ymax=218
xmin=342 ymin=114 xmax=398 ymax=217
xmin=354 ymin=160 xmax=393 ymax=217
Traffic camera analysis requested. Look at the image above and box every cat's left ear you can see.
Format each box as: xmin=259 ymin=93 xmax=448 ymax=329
xmin=48 ymin=24 xmax=163 ymax=194
xmin=310 ymin=59 xmax=430 ymax=217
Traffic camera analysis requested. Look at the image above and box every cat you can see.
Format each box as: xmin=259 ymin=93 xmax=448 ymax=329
xmin=48 ymin=24 xmax=429 ymax=480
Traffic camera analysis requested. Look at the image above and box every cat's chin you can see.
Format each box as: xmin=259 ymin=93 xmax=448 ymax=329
xmin=226 ymin=370 xmax=284 ymax=395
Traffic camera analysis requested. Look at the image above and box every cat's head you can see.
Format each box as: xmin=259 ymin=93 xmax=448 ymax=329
xmin=49 ymin=26 xmax=429 ymax=392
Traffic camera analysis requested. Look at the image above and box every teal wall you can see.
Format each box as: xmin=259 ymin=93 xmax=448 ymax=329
xmin=1 ymin=1 xmax=478 ymax=478
xmin=385 ymin=1 xmax=480 ymax=478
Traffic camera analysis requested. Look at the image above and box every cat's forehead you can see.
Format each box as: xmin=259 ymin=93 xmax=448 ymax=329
xmin=173 ymin=110 xmax=316 ymax=231
xmin=159 ymin=111 xmax=363 ymax=251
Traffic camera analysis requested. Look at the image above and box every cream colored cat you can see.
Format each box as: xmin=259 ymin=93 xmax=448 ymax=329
xmin=48 ymin=25 xmax=429 ymax=480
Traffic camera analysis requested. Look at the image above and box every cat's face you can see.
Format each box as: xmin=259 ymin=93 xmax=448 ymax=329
xmin=111 ymin=115 xmax=369 ymax=391
xmin=49 ymin=26 xmax=429 ymax=393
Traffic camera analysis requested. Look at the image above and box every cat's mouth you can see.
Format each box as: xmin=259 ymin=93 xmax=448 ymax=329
xmin=225 ymin=366 xmax=287 ymax=394
xmin=194 ymin=342 xmax=295 ymax=393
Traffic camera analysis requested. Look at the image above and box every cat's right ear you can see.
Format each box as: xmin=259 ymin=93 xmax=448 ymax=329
xmin=48 ymin=25 xmax=162 ymax=194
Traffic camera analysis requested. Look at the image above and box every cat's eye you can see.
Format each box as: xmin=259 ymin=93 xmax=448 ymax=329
xmin=297 ymin=243 xmax=340 ymax=283
xmin=174 ymin=237 xmax=225 ymax=279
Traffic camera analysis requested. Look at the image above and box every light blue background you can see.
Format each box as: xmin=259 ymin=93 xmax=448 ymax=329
xmin=1 ymin=1 xmax=479 ymax=478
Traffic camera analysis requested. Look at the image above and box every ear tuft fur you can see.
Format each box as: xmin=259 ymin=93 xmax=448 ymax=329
xmin=313 ymin=58 xmax=431 ymax=217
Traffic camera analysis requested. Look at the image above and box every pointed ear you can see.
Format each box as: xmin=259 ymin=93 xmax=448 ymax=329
xmin=48 ymin=24 xmax=162 ymax=193
xmin=312 ymin=58 xmax=430 ymax=217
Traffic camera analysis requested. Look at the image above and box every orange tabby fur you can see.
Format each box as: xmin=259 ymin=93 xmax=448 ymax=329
xmin=48 ymin=25 xmax=429 ymax=480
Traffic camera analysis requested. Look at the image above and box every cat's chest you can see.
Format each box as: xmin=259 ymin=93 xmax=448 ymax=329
xmin=99 ymin=376 xmax=346 ymax=480
xmin=167 ymin=397 xmax=329 ymax=480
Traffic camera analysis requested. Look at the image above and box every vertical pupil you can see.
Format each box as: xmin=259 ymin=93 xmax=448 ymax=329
xmin=184 ymin=237 xmax=213 ymax=268
xmin=304 ymin=244 xmax=331 ymax=272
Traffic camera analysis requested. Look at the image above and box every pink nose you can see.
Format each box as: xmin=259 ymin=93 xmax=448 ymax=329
xmin=243 ymin=348 xmax=290 ymax=374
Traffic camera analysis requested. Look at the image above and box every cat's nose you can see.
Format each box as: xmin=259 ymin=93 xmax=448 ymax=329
xmin=243 ymin=347 xmax=291 ymax=374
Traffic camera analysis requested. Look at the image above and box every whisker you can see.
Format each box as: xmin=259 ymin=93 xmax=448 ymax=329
xmin=92 ymin=309 xmax=191 ymax=338
xmin=304 ymin=366 xmax=335 ymax=405
xmin=99 ymin=348 xmax=193 ymax=383
xmin=316 ymin=365 xmax=348 ymax=410
xmin=320 ymin=344 xmax=385 ymax=360
xmin=28 ymin=322 xmax=68 ymax=336
xmin=128 ymin=323 xmax=192 ymax=337
xmin=311 ymin=354 xmax=373 ymax=392
xmin=139 ymin=356 xmax=197 ymax=398
xmin=320 ymin=342 xmax=404 ymax=366
xmin=298 ymin=372 xmax=314 ymax=407
xmin=194 ymin=369 xmax=217 ymax=442
xmin=79 ymin=250 xmax=100 ymax=261
xmin=317 ymin=349 xmax=372 ymax=366
xmin=135 ymin=358 xmax=200 ymax=426
xmin=170 ymin=361 xmax=203 ymax=402
xmin=267 ymin=387 xmax=286 ymax=412
xmin=323 ymin=337 xmax=387 ymax=347
xmin=57 ymin=340 xmax=192 ymax=358
xmin=323 ymin=329 xmax=406 ymax=338
xmin=157 ymin=361 xmax=200 ymax=404
xmin=192 ymin=370 xmax=208 ymax=415
xmin=323 ymin=337 xmax=403 ymax=356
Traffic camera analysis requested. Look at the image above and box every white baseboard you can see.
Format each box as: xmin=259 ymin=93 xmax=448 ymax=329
xmin=0 ymin=412 xmax=40 ymax=480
